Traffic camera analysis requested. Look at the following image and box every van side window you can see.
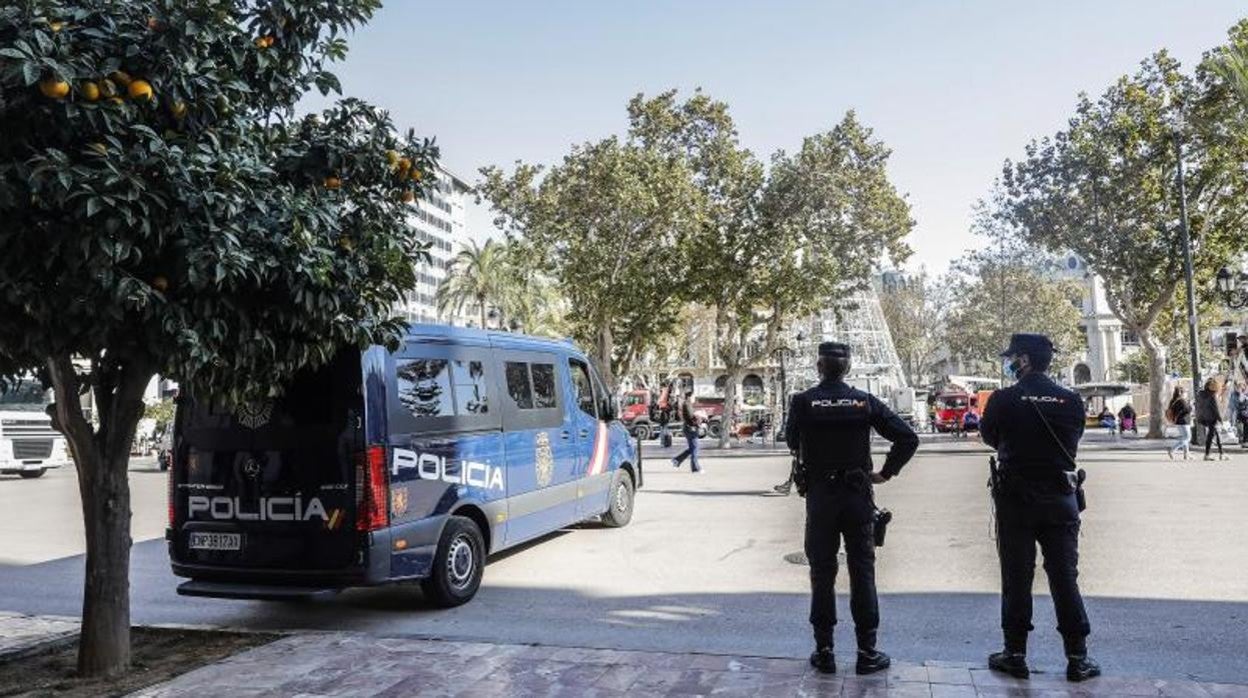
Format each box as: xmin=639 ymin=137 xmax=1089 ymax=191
xmin=504 ymin=362 xmax=534 ymax=409
xmin=396 ymin=358 xmax=454 ymax=418
xmin=531 ymin=363 xmax=558 ymax=409
xmin=569 ymin=360 xmax=597 ymax=418
xmin=452 ymin=360 xmax=489 ymax=415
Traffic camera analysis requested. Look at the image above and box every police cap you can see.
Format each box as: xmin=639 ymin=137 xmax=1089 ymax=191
xmin=1000 ymin=333 xmax=1054 ymax=358
xmin=818 ymin=342 xmax=851 ymax=359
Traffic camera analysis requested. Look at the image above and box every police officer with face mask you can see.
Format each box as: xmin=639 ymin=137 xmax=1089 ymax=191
xmin=979 ymin=334 xmax=1100 ymax=683
xmin=786 ymin=342 xmax=919 ymax=675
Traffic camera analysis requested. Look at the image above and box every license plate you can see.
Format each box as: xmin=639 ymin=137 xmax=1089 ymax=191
xmin=188 ymin=532 xmax=241 ymax=551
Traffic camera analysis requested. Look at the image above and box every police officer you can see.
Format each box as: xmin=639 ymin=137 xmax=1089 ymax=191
xmin=979 ymin=334 xmax=1100 ymax=682
xmin=786 ymin=342 xmax=919 ymax=675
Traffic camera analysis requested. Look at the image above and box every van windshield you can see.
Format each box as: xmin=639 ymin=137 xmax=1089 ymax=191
xmin=0 ymin=379 xmax=52 ymax=412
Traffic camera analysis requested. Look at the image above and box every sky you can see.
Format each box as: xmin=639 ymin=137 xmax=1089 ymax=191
xmin=304 ymin=1 xmax=1247 ymax=275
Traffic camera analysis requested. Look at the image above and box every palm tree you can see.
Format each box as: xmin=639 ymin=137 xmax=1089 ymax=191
xmin=436 ymin=240 xmax=506 ymax=328
xmin=1215 ymin=42 xmax=1248 ymax=112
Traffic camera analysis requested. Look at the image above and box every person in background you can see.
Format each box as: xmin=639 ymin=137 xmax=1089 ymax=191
xmin=1117 ymin=404 xmax=1137 ymax=435
xmin=1097 ymin=406 xmax=1116 ymax=436
xmin=1237 ymin=382 xmax=1248 ymax=448
xmin=1167 ymin=386 xmax=1193 ymax=461
xmin=1229 ymin=384 xmax=1243 ymax=446
xmin=1195 ymin=378 xmax=1228 ymax=462
xmin=670 ymin=388 xmax=703 ymax=473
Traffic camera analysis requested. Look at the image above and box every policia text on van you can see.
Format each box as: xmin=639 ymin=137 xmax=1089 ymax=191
xmin=167 ymin=326 xmax=640 ymax=607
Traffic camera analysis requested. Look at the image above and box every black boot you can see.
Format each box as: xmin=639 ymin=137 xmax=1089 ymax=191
xmin=855 ymin=649 xmax=891 ymax=675
xmin=1063 ymin=637 xmax=1100 ymax=682
xmin=854 ymin=630 xmax=890 ymax=675
xmin=809 ymin=646 xmax=836 ymax=674
xmin=987 ymin=652 xmax=1030 ymax=679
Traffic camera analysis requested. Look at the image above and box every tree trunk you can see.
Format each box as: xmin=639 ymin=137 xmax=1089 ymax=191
xmin=47 ymin=355 xmax=152 ymax=677
xmin=719 ymin=367 xmax=742 ymax=448
xmin=1137 ymin=330 xmax=1167 ymax=439
xmin=478 ymin=298 xmax=486 ymax=329
xmin=596 ymin=323 xmax=617 ymax=390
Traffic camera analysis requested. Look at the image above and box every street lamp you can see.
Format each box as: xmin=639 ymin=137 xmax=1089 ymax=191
xmin=776 ymin=331 xmax=805 ymax=441
xmin=1163 ymin=88 xmax=1203 ymax=442
xmin=1216 ymin=267 xmax=1248 ymax=309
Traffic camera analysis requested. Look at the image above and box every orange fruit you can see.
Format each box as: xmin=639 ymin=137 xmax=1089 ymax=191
xmin=152 ymin=276 xmax=169 ymax=292
xmin=39 ymin=79 xmax=69 ymax=99
xmin=396 ymin=157 xmax=411 ymax=176
xmin=110 ymin=71 xmax=132 ymax=87
xmin=49 ymin=22 xmax=64 ymax=33
xmin=400 ymin=191 xmax=415 ymax=203
xmin=80 ymin=81 xmax=100 ymax=101
xmin=170 ymin=101 xmax=187 ymax=119
xmin=127 ymin=79 xmax=153 ymax=101
xmin=385 ymin=150 xmax=399 ymax=167
xmin=323 ymin=176 xmax=342 ymax=189
xmin=254 ymin=36 xmax=274 ymax=49
xmin=410 ymin=168 xmax=421 ymax=182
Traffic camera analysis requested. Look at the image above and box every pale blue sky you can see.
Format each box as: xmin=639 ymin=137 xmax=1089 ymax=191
xmin=305 ymin=1 xmax=1246 ymax=274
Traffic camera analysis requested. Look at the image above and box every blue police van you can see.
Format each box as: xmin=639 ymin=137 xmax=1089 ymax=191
xmin=167 ymin=325 xmax=640 ymax=607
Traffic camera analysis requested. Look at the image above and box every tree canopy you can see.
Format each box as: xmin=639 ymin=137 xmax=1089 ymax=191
xmin=0 ymin=0 xmax=434 ymax=675
xmin=997 ymin=45 xmax=1248 ymax=435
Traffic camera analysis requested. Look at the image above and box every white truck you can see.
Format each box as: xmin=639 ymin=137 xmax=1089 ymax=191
xmin=0 ymin=377 xmax=71 ymax=479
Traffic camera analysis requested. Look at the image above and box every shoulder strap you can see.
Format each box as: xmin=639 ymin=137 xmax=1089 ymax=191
xmin=1017 ymin=384 xmax=1078 ymax=469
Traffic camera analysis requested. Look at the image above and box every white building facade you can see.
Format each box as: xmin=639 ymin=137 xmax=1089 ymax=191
xmin=397 ymin=168 xmax=472 ymax=325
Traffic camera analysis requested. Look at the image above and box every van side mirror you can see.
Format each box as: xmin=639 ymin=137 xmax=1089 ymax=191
xmin=602 ymin=397 xmax=618 ymax=422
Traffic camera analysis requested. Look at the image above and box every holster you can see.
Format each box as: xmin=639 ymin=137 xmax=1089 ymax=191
xmin=872 ymin=508 xmax=892 ymax=547
xmin=792 ymin=456 xmax=808 ymax=497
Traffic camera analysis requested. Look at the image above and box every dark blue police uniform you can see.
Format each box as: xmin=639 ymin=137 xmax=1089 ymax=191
xmin=979 ymin=334 xmax=1092 ymax=669
xmin=785 ymin=343 xmax=918 ymax=658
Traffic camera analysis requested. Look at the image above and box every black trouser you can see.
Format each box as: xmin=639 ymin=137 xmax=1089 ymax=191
xmin=1202 ymin=421 xmax=1222 ymax=457
xmin=805 ymin=474 xmax=878 ymax=650
xmin=994 ymin=487 xmax=1090 ymax=653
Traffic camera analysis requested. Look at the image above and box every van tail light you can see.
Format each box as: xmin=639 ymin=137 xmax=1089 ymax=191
xmin=356 ymin=445 xmax=389 ymax=532
xmin=167 ymin=463 xmax=175 ymax=527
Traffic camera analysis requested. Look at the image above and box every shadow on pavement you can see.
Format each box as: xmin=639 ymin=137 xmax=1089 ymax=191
xmin=1 ymin=540 xmax=1246 ymax=685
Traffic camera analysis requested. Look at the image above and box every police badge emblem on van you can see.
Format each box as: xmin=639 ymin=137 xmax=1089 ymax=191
xmin=535 ymin=431 xmax=554 ymax=488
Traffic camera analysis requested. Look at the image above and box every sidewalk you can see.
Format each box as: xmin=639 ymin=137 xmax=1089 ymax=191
xmin=127 ymin=631 xmax=1248 ymax=697
xmin=0 ymin=610 xmax=78 ymax=658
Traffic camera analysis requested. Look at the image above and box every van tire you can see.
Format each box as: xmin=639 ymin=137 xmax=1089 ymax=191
xmin=631 ymin=423 xmax=653 ymax=441
xmin=602 ymin=470 xmax=634 ymax=528
xmin=19 ymin=469 xmax=46 ymax=479
xmin=421 ymin=516 xmax=485 ymax=608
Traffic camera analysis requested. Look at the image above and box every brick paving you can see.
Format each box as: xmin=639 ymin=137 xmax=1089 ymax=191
xmin=125 ymin=632 xmax=1248 ymax=697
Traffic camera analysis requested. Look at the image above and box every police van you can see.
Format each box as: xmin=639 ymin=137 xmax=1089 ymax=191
xmin=168 ymin=326 xmax=640 ymax=607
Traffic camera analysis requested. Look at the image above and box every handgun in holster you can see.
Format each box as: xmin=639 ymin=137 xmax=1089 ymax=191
xmin=792 ymin=454 xmax=808 ymax=497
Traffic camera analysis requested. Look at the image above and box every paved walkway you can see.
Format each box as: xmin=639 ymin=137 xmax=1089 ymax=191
xmin=0 ymin=610 xmax=78 ymax=658
xmin=128 ymin=632 xmax=1248 ymax=697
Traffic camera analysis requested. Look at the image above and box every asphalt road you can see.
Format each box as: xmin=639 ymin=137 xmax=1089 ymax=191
xmin=2 ymin=447 xmax=1247 ymax=684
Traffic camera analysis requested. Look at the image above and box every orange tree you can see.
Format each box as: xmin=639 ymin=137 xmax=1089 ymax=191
xmin=0 ymin=0 xmax=435 ymax=676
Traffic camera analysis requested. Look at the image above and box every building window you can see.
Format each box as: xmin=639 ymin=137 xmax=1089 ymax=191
xmin=1121 ymin=330 xmax=1139 ymax=347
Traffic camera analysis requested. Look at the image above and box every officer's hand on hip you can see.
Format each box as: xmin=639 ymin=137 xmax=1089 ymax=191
xmin=871 ymin=471 xmax=888 ymax=485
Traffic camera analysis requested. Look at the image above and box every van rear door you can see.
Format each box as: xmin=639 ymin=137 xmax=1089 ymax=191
xmin=172 ymin=350 xmax=364 ymax=575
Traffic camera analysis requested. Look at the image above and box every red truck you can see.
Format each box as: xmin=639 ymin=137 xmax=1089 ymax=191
xmin=619 ymin=389 xmax=723 ymax=439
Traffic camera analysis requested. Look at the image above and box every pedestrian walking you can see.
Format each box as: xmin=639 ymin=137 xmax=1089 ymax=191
xmin=786 ymin=342 xmax=919 ymax=675
xmin=979 ymin=334 xmax=1100 ymax=683
xmin=670 ymin=388 xmax=703 ymax=473
xmin=1195 ymin=378 xmax=1228 ymax=461
xmin=1167 ymin=386 xmax=1193 ymax=461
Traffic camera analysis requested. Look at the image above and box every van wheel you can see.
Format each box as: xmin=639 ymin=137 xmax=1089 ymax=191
xmin=421 ymin=516 xmax=485 ymax=608
xmin=632 ymin=423 xmax=652 ymax=441
xmin=19 ymin=469 xmax=46 ymax=479
xmin=602 ymin=470 xmax=634 ymax=528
